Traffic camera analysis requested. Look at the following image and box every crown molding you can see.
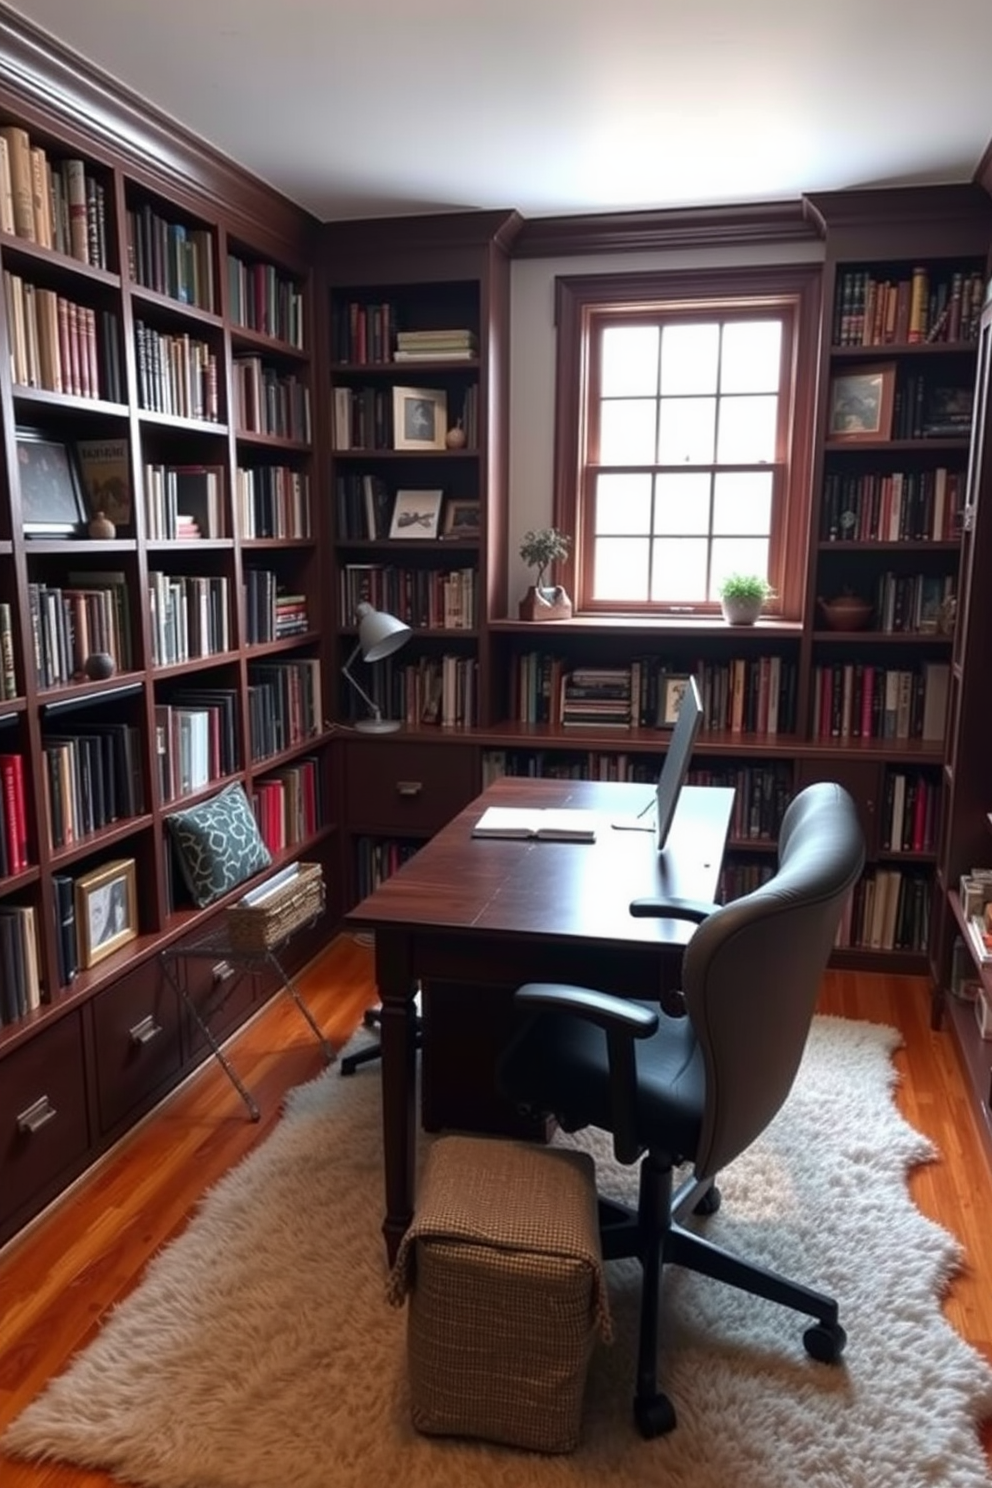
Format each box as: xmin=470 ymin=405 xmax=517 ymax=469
xmin=512 ymin=200 xmax=819 ymax=259
xmin=0 ymin=7 xmax=316 ymax=262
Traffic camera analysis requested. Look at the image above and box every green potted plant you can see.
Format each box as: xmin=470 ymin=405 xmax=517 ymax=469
xmin=718 ymin=572 xmax=772 ymax=626
xmin=519 ymin=527 xmax=573 ymax=620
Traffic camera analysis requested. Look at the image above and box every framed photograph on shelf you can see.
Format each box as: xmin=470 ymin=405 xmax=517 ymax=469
xmin=827 ymin=363 xmax=896 ymax=442
xmin=15 ymin=428 xmax=89 ymax=536
xmin=392 ymin=386 xmax=447 ymax=451
xmin=390 ymin=488 xmax=444 ymax=539
xmin=75 ymin=858 xmax=138 ymax=969
xmin=442 ymin=498 xmax=481 ymax=538
xmin=659 ymin=674 xmax=691 ymax=728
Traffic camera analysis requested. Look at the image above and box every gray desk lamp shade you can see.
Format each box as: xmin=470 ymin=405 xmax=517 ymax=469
xmin=342 ymin=602 xmax=411 ymax=732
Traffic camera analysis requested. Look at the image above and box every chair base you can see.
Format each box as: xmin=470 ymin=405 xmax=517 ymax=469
xmin=340 ymin=1003 xmax=423 ymax=1076
xmin=598 ymin=1157 xmax=846 ymax=1438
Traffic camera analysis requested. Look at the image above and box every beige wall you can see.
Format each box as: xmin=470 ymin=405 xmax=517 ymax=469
xmin=506 ymin=240 xmax=826 ymax=612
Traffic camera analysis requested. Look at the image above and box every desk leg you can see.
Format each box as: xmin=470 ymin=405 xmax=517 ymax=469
xmin=376 ymin=930 xmax=419 ymax=1266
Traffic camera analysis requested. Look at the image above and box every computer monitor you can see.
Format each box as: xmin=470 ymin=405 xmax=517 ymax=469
xmin=654 ymin=674 xmax=703 ymax=850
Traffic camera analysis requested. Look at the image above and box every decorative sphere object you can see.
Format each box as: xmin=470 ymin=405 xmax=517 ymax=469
xmin=818 ymin=595 xmax=873 ymax=632
xmin=445 ymin=425 xmax=467 ymax=450
xmin=88 ymin=510 xmax=116 ymax=539
xmin=84 ymin=651 xmax=116 ymax=680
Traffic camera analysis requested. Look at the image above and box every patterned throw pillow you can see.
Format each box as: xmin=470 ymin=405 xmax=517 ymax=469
xmin=166 ymin=783 xmax=271 ymax=908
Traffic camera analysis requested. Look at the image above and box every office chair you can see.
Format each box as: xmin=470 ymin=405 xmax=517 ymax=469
xmin=340 ymin=987 xmax=423 ymax=1076
xmin=497 ymin=781 xmax=865 ymax=1439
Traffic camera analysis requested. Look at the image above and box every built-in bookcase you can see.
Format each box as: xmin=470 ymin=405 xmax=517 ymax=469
xmin=0 ymin=27 xmax=332 ymax=1247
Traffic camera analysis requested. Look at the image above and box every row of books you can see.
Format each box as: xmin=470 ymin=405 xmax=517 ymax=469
xmin=0 ymin=602 xmax=16 ymax=700
xmin=0 ymin=752 xmax=28 ymax=877
xmin=832 ymin=267 xmax=985 ymax=347
xmin=881 ymin=771 xmax=939 ymax=854
xmin=811 ymin=661 xmax=948 ymax=743
xmin=0 ymin=903 xmax=42 ymax=1025
xmin=354 ymin=836 xmax=420 ymax=900
xmin=510 ymin=652 xmax=800 ymax=736
xmin=836 ymin=867 xmax=931 ymax=953
xmin=125 ymin=202 xmax=215 ymax=311
xmin=560 ymin=667 xmax=633 ymax=728
xmin=236 ymin=465 xmax=311 ymax=540
xmin=482 ymin=748 xmax=663 ymax=787
xmin=248 ymin=659 xmax=323 ymax=760
xmin=253 ymin=758 xmax=320 ymax=855
xmin=144 ymin=463 xmax=225 ymax=540
xmin=227 ymin=254 xmax=305 ymax=349
xmin=820 ymin=468 xmax=964 ymax=544
xmin=893 ymin=376 xmax=973 ymax=441
xmin=336 ymin=472 xmax=401 ymax=540
xmin=42 ymin=723 xmax=144 ymax=849
xmin=0 ymin=123 xmax=108 ymax=267
xmin=28 ymin=575 xmax=132 ymax=690
xmin=134 ymin=320 xmax=219 ymax=421
xmin=864 ymin=572 xmax=956 ymax=635
xmin=231 ymin=355 xmax=311 ymax=442
xmin=352 ymin=652 xmax=478 ymax=729
xmin=243 ymin=569 xmax=310 ymax=645
xmin=3 ymin=272 xmax=121 ymax=400
xmin=332 ymin=300 xmax=398 ymax=365
xmin=148 ymin=572 xmax=230 ymax=666
xmin=339 ymin=563 xmax=476 ymax=631
xmin=156 ymin=692 xmax=239 ymax=802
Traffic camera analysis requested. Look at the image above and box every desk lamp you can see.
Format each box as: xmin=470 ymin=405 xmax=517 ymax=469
xmin=342 ymin=602 xmax=411 ymax=732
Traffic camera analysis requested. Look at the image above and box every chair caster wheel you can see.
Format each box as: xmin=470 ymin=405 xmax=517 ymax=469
xmin=803 ymin=1320 xmax=847 ymax=1364
xmin=694 ymin=1183 xmax=721 ymax=1216
xmin=634 ymin=1391 xmax=677 ymax=1438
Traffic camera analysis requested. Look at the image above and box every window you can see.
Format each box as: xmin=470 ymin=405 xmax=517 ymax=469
xmin=553 ymin=267 xmax=821 ymax=619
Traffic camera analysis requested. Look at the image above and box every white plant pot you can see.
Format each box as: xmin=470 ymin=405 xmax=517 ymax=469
xmin=720 ymin=595 xmax=764 ymax=626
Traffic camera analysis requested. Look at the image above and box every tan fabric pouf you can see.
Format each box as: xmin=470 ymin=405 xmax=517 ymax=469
xmin=387 ymin=1135 xmax=611 ymax=1454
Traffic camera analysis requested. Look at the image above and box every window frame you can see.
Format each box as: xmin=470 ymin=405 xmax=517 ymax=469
xmin=552 ymin=265 xmax=822 ymax=621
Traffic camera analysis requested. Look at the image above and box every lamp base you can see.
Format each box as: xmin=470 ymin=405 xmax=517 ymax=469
xmin=355 ymin=717 xmax=402 ymax=733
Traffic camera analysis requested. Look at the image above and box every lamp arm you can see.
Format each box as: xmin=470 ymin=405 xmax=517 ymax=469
xmin=342 ymin=644 xmax=383 ymax=723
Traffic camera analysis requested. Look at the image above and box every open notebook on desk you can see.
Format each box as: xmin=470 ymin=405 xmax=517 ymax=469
xmin=472 ymin=807 xmax=597 ymax=842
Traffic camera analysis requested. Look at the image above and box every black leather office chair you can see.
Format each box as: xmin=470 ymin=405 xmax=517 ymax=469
xmin=497 ymin=781 xmax=865 ymax=1438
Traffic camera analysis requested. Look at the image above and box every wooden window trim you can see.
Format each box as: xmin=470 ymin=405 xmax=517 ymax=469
xmin=552 ymin=265 xmax=822 ymax=621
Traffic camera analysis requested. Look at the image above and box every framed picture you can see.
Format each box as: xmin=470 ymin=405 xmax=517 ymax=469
xmin=390 ymin=488 xmax=444 ymax=539
xmin=75 ymin=858 xmax=138 ymax=969
xmin=442 ymin=498 xmax=481 ymax=538
xmin=16 ymin=428 xmax=88 ymax=536
xmin=827 ymin=363 xmax=896 ymax=442
xmin=659 ymin=674 xmax=691 ymax=728
xmin=392 ymin=386 xmax=447 ymax=451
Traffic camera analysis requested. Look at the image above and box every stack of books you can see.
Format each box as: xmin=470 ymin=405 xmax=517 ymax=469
xmin=559 ymin=667 xmax=633 ymax=728
xmin=394 ymin=328 xmax=477 ymax=362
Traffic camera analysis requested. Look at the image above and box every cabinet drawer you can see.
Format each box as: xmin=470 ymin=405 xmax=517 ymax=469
xmin=91 ymin=961 xmax=183 ymax=1135
xmin=179 ymin=952 xmax=260 ymax=1062
xmin=344 ymin=741 xmax=477 ymax=834
xmin=0 ymin=1012 xmax=90 ymax=1228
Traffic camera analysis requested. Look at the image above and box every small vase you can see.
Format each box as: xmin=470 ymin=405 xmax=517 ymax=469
xmin=83 ymin=651 xmax=116 ymax=680
xmin=445 ymin=423 xmax=467 ymax=450
xmin=88 ymin=510 xmax=116 ymax=539
xmin=518 ymin=584 xmax=572 ymax=622
xmin=720 ymin=595 xmax=763 ymax=626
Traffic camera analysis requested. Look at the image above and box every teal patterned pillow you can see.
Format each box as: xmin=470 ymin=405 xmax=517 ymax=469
xmin=167 ymin=784 xmax=271 ymax=908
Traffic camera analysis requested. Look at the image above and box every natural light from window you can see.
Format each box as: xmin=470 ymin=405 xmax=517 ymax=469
xmin=591 ymin=317 xmax=783 ymax=604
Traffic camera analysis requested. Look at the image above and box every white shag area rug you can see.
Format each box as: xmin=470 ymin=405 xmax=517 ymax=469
xmin=4 ymin=1016 xmax=992 ymax=1488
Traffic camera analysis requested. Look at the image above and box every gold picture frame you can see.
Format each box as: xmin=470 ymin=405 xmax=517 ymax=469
xmin=392 ymin=386 xmax=447 ymax=451
xmin=75 ymin=857 xmax=138 ymax=969
xmin=827 ymin=363 xmax=896 ymax=442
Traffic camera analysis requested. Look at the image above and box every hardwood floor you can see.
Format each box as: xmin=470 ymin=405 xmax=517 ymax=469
xmin=0 ymin=937 xmax=989 ymax=1485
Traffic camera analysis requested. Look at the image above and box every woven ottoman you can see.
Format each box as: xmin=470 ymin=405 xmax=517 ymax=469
xmin=387 ymin=1134 xmax=611 ymax=1453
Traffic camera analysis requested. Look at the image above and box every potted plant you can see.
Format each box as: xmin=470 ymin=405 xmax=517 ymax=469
xmin=718 ymin=572 xmax=772 ymax=626
xmin=519 ymin=527 xmax=573 ymax=620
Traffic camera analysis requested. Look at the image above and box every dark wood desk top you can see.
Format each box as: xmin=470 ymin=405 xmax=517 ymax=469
xmin=347 ymin=778 xmax=734 ymax=950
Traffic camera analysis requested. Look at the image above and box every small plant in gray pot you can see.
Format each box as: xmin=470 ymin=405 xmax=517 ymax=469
xmin=718 ymin=572 xmax=773 ymax=626
xmin=519 ymin=526 xmax=573 ymax=620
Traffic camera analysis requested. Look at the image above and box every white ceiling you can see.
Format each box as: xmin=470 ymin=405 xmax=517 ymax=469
xmin=7 ymin=0 xmax=992 ymax=223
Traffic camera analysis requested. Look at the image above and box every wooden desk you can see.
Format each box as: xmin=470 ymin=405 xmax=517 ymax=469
xmin=347 ymin=776 xmax=734 ymax=1263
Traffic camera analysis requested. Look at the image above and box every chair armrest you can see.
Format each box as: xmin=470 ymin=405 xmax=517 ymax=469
xmin=514 ymin=983 xmax=659 ymax=1037
xmin=628 ymin=895 xmax=719 ymax=921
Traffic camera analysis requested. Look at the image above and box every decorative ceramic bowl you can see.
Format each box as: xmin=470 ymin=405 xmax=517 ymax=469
xmin=818 ymin=596 xmax=873 ymax=631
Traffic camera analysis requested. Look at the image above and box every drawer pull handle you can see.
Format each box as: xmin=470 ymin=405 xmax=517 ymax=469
xmin=16 ymin=1096 xmax=57 ymax=1135
xmin=396 ymin=780 xmax=423 ymax=797
xmin=129 ymin=1014 xmax=162 ymax=1046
